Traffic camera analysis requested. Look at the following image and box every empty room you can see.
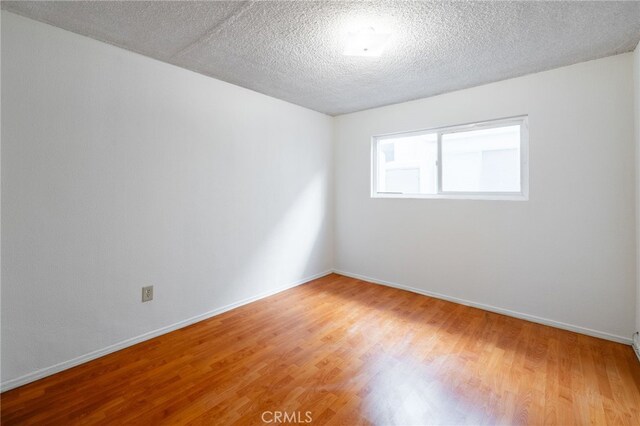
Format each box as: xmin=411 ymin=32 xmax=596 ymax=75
xmin=2 ymin=0 xmax=640 ymax=424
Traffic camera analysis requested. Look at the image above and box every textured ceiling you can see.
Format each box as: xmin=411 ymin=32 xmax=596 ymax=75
xmin=3 ymin=1 xmax=640 ymax=115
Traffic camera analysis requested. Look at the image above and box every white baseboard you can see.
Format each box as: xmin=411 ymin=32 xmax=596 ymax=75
xmin=0 ymin=270 xmax=333 ymax=392
xmin=333 ymin=269 xmax=633 ymax=345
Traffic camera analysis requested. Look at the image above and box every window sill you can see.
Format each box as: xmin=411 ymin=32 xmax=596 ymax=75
xmin=371 ymin=193 xmax=528 ymax=201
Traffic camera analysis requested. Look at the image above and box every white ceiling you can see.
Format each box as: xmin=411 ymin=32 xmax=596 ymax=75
xmin=3 ymin=1 xmax=640 ymax=116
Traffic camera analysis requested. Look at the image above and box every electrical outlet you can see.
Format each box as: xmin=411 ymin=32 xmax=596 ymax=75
xmin=142 ymin=286 xmax=153 ymax=302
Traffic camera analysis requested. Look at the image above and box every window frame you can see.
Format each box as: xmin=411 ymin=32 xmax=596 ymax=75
xmin=371 ymin=116 xmax=529 ymax=201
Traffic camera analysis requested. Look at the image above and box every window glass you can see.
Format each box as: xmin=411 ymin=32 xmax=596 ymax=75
xmin=377 ymin=134 xmax=437 ymax=195
xmin=441 ymin=125 xmax=521 ymax=193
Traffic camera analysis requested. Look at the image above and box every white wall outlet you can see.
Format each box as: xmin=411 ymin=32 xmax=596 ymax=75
xmin=142 ymin=286 xmax=153 ymax=302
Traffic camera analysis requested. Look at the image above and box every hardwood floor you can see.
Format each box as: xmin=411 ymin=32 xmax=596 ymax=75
xmin=2 ymin=274 xmax=640 ymax=425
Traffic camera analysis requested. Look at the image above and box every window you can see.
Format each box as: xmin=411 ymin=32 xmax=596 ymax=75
xmin=372 ymin=117 xmax=528 ymax=200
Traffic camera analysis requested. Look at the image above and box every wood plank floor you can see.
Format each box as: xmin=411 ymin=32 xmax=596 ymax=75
xmin=2 ymin=273 xmax=640 ymax=425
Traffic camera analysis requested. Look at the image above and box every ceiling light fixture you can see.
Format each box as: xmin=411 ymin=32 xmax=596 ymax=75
xmin=343 ymin=27 xmax=391 ymax=57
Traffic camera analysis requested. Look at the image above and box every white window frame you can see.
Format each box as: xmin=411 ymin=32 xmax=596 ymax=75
xmin=371 ymin=116 xmax=529 ymax=201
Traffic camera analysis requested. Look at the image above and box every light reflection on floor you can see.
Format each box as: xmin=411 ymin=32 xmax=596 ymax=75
xmin=359 ymin=351 xmax=495 ymax=425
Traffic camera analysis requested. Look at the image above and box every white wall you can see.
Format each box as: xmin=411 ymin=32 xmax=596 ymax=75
xmin=635 ymin=42 xmax=640 ymax=348
xmin=0 ymin=12 xmax=333 ymax=388
xmin=335 ymin=54 xmax=636 ymax=343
